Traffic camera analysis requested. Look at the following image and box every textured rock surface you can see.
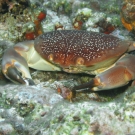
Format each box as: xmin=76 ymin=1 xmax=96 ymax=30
xmin=0 ymin=0 xmax=135 ymax=135
xmin=0 ymin=84 xmax=135 ymax=134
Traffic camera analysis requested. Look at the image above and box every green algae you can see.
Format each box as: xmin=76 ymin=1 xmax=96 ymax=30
xmin=0 ymin=91 xmax=13 ymax=109
xmin=16 ymin=102 xmax=35 ymax=116
xmin=44 ymin=0 xmax=72 ymax=15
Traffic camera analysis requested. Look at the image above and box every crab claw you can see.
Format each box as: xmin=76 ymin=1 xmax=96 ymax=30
xmin=73 ymin=54 xmax=135 ymax=92
xmin=2 ymin=41 xmax=35 ymax=85
xmin=6 ymin=66 xmax=27 ymax=84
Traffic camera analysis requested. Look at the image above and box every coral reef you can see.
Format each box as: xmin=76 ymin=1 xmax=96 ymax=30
xmin=1 ymin=0 xmax=135 ymax=134
xmin=0 ymin=0 xmax=123 ymax=42
xmin=43 ymin=0 xmax=72 ymax=15
xmin=0 ymin=0 xmax=30 ymax=14
xmin=0 ymin=0 xmax=46 ymax=42
xmin=121 ymin=0 xmax=135 ymax=32
xmin=0 ymin=84 xmax=135 ymax=134
xmin=73 ymin=8 xmax=92 ymax=30
xmin=41 ymin=87 xmax=135 ymax=135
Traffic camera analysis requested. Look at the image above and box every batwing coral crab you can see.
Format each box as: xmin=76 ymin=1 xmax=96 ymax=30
xmin=2 ymin=30 xmax=135 ymax=92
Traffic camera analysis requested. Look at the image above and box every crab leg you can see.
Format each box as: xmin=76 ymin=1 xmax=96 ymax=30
xmin=73 ymin=54 xmax=135 ymax=91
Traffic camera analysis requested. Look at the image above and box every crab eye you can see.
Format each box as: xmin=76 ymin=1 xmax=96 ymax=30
xmin=48 ymin=53 xmax=54 ymax=61
xmin=76 ymin=57 xmax=84 ymax=65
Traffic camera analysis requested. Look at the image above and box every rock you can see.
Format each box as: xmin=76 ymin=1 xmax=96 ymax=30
xmin=0 ymin=84 xmax=135 ymax=134
xmin=0 ymin=0 xmax=135 ymax=134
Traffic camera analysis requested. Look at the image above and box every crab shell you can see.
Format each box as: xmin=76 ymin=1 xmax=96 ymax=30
xmin=2 ymin=30 xmax=135 ymax=91
xmin=34 ymin=30 xmax=130 ymax=74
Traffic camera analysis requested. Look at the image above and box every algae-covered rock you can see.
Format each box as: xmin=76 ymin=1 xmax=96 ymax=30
xmin=0 ymin=84 xmax=63 ymax=134
xmin=0 ymin=0 xmax=135 ymax=134
xmin=0 ymin=84 xmax=135 ymax=134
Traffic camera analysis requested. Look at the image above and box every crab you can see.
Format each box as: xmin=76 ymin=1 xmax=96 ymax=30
xmin=2 ymin=30 xmax=135 ymax=92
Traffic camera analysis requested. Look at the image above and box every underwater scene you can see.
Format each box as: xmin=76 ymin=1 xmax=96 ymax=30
xmin=0 ymin=0 xmax=135 ymax=134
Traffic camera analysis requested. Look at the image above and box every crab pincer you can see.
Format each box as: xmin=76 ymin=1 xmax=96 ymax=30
xmin=2 ymin=41 xmax=35 ymax=85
